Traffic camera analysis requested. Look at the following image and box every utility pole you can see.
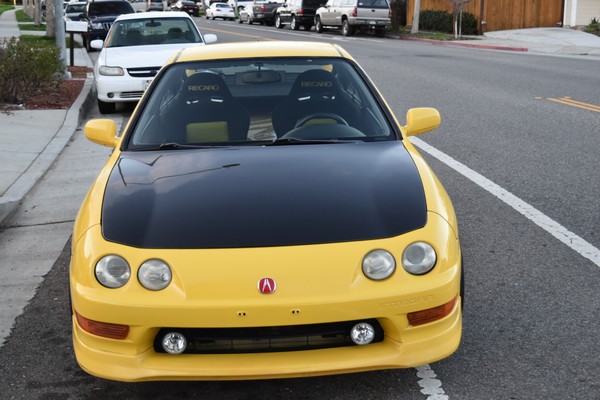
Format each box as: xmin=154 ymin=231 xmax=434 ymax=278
xmin=411 ymin=0 xmax=421 ymax=33
xmin=54 ymin=0 xmax=69 ymax=78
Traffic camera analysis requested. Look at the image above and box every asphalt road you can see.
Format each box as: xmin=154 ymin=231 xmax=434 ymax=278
xmin=0 ymin=18 xmax=599 ymax=399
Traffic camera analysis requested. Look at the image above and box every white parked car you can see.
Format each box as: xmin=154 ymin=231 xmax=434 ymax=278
xmin=205 ymin=2 xmax=235 ymax=20
xmin=63 ymin=1 xmax=87 ymax=21
xmin=91 ymin=11 xmax=217 ymax=114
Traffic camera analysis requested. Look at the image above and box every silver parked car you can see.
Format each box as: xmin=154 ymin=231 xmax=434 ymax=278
xmin=315 ymin=0 xmax=390 ymax=37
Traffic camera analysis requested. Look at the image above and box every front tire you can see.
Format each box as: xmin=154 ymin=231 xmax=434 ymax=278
xmin=275 ymin=14 xmax=283 ymax=29
xmin=97 ymin=99 xmax=115 ymax=114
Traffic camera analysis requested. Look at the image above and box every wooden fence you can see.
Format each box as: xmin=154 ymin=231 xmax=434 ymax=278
xmin=406 ymin=0 xmax=565 ymax=33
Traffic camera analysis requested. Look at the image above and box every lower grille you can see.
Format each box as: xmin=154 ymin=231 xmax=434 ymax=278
xmin=119 ymin=91 xmax=144 ymax=99
xmin=154 ymin=319 xmax=384 ymax=354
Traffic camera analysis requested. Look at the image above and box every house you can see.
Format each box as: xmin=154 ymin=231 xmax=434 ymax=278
xmin=563 ymin=0 xmax=600 ymax=28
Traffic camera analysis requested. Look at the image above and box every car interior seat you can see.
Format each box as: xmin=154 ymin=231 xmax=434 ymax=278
xmin=271 ymin=68 xmax=361 ymax=137
xmin=177 ymin=72 xmax=250 ymax=142
xmin=166 ymin=27 xmax=186 ymax=43
xmin=125 ymin=29 xmax=144 ymax=46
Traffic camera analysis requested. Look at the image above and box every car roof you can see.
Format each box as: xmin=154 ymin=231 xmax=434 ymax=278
xmin=172 ymin=41 xmax=352 ymax=63
xmin=115 ymin=11 xmax=193 ymax=22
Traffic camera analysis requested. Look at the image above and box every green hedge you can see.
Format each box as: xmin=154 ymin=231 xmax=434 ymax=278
xmin=0 ymin=37 xmax=64 ymax=104
xmin=419 ymin=9 xmax=478 ymax=36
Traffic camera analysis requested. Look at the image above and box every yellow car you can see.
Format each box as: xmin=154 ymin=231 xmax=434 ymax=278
xmin=71 ymin=41 xmax=462 ymax=382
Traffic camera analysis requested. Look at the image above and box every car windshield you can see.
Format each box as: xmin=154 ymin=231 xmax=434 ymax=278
xmin=105 ymin=17 xmax=202 ymax=47
xmin=66 ymin=3 xmax=86 ymax=13
xmin=125 ymin=57 xmax=394 ymax=150
xmin=89 ymin=2 xmax=133 ymax=16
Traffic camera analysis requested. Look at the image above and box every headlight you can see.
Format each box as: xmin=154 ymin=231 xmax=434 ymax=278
xmin=138 ymin=259 xmax=172 ymax=291
xmin=362 ymin=249 xmax=395 ymax=280
xmin=99 ymin=66 xmax=124 ymax=76
xmin=95 ymin=255 xmax=131 ymax=288
xmin=91 ymin=22 xmax=105 ymax=29
xmin=402 ymin=242 xmax=436 ymax=275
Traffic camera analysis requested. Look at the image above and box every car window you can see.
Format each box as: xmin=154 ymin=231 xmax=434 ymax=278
xmin=126 ymin=57 xmax=394 ymax=150
xmin=303 ymin=0 xmax=321 ymax=7
xmin=105 ymin=17 xmax=201 ymax=46
xmin=357 ymin=0 xmax=388 ymax=8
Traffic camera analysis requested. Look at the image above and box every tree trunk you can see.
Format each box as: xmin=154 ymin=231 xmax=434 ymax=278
xmin=46 ymin=0 xmax=55 ymax=38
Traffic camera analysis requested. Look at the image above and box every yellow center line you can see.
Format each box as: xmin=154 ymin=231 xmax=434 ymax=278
xmin=201 ymin=26 xmax=279 ymax=41
xmin=547 ymin=97 xmax=600 ymax=113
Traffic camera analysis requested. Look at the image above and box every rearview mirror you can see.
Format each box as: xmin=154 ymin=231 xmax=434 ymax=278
xmin=85 ymin=119 xmax=118 ymax=147
xmin=403 ymin=108 xmax=441 ymax=137
xmin=90 ymin=39 xmax=104 ymax=49
xmin=204 ymin=33 xmax=217 ymax=44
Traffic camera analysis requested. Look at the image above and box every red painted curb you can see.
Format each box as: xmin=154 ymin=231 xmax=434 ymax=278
xmin=398 ymin=36 xmax=529 ymax=52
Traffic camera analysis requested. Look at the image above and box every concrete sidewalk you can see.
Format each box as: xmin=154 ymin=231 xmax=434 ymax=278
xmin=1 ymin=8 xmax=95 ymax=225
xmin=403 ymin=27 xmax=600 ymax=57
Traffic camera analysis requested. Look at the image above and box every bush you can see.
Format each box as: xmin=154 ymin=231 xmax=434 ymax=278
xmin=419 ymin=10 xmax=452 ymax=33
xmin=419 ymin=9 xmax=478 ymax=36
xmin=584 ymin=17 xmax=599 ymax=36
xmin=0 ymin=37 xmax=64 ymax=104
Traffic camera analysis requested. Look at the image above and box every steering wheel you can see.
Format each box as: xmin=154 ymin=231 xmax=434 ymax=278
xmin=294 ymin=113 xmax=349 ymax=129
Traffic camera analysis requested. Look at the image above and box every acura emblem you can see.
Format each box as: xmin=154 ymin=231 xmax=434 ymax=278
xmin=258 ymin=278 xmax=276 ymax=294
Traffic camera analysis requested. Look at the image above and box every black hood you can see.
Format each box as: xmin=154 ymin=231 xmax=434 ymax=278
xmin=101 ymin=142 xmax=427 ymax=248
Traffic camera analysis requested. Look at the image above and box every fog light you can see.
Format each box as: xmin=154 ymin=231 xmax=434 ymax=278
xmin=350 ymin=322 xmax=375 ymax=345
xmin=107 ymin=93 xmax=114 ymax=98
xmin=162 ymin=332 xmax=187 ymax=354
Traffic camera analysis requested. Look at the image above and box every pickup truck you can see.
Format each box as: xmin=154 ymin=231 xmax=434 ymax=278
xmin=239 ymin=0 xmax=283 ymax=25
xmin=314 ymin=0 xmax=391 ymax=37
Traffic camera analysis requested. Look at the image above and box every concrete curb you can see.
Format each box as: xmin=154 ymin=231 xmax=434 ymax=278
xmin=0 ymin=64 xmax=95 ymax=226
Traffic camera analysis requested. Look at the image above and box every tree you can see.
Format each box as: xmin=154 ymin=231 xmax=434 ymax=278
xmin=411 ymin=0 xmax=420 ymax=33
xmin=447 ymin=0 xmax=472 ymax=38
xmin=45 ymin=0 xmax=55 ymax=37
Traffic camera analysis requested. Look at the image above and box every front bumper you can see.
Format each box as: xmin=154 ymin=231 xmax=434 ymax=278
xmin=95 ymin=74 xmax=152 ymax=103
xmin=73 ymin=304 xmax=461 ymax=381
xmin=71 ymin=213 xmax=462 ymax=381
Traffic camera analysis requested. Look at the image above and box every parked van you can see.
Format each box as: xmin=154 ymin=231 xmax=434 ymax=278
xmin=315 ymin=0 xmax=390 ymax=37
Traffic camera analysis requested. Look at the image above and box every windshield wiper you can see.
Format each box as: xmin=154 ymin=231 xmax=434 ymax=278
xmin=266 ymin=137 xmax=360 ymax=146
xmin=157 ymin=143 xmax=221 ymax=150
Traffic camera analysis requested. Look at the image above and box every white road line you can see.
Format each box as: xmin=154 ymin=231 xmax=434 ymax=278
xmin=415 ymin=364 xmax=448 ymax=400
xmin=410 ymin=137 xmax=600 ymax=268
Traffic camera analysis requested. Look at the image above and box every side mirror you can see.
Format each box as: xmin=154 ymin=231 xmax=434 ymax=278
xmin=403 ymin=107 xmax=441 ymax=137
xmin=203 ymin=33 xmax=217 ymax=44
xmin=90 ymin=39 xmax=104 ymax=49
xmin=85 ymin=119 xmax=118 ymax=147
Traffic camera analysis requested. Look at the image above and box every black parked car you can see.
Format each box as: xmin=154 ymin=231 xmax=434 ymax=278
xmin=274 ymin=0 xmax=320 ymax=31
xmin=82 ymin=0 xmax=135 ymax=50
